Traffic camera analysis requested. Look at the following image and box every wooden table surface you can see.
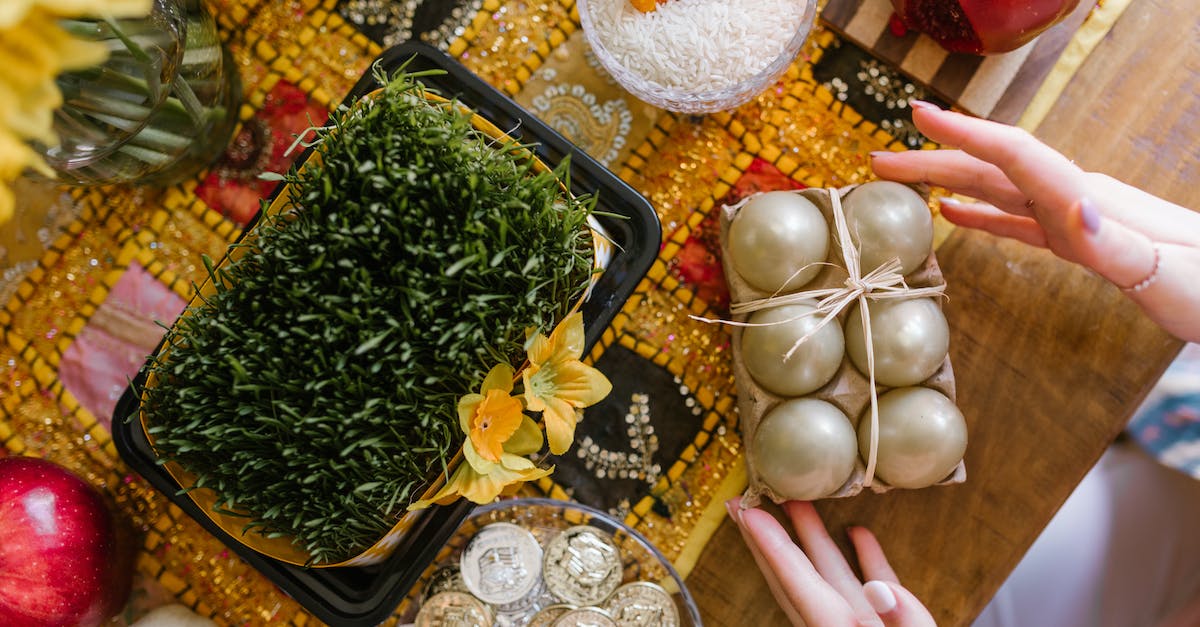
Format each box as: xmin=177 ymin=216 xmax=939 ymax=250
xmin=686 ymin=3 xmax=1200 ymax=625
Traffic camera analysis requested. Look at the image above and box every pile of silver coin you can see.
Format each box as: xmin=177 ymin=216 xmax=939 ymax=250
xmin=413 ymin=521 xmax=681 ymax=626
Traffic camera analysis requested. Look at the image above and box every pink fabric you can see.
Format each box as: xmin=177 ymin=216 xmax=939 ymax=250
xmin=59 ymin=263 xmax=186 ymax=429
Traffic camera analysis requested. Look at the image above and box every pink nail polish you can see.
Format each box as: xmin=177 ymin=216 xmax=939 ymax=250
xmin=1080 ymin=198 xmax=1101 ymax=235
xmin=909 ymin=99 xmax=939 ymax=111
xmin=864 ymin=581 xmax=897 ymax=614
xmin=939 ymin=197 xmax=963 ymax=209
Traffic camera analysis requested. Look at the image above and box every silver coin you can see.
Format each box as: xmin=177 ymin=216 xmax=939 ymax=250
xmin=605 ymin=582 xmax=680 ymax=627
xmin=543 ymin=526 xmax=624 ymax=606
xmin=551 ymin=606 xmax=619 ymax=627
xmin=423 ymin=565 xmax=468 ymax=601
xmin=528 ymin=604 xmax=576 ymax=627
xmin=415 ymin=591 xmax=493 ymax=627
xmin=460 ymin=522 xmax=544 ymax=605
xmin=494 ymin=577 xmax=556 ymax=626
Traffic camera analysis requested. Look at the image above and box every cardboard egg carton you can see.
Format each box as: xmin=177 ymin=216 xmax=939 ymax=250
xmin=719 ymin=186 xmax=966 ymax=505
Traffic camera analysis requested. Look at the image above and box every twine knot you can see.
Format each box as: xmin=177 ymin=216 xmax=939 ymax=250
xmin=845 ymin=275 xmax=871 ymax=293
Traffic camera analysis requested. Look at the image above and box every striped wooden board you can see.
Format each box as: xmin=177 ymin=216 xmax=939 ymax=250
xmin=821 ymin=0 xmax=1095 ymax=124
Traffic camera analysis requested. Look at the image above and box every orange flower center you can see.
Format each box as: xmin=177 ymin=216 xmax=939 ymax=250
xmin=469 ymin=389 xmax=523 ymax=462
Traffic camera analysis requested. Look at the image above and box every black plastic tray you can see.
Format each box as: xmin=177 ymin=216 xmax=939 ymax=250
xmin=112 ymin=42 xmax=660 ymax=627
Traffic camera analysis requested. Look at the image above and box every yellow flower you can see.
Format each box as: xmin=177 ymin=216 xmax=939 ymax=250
xmin=0 ymin=1 xmax=151 ymax=28
xmin=409 ymin=364 xmax=551 ymax=509
xmin=459 ymin=364 xmax=525 ymax=463
xmin=522 ymin=312 xmax=612 ymax=455
xmin=410 ymin=315 xmax=614 ymax=510
xmin=0 ymin=0 xmax=150 ymax=224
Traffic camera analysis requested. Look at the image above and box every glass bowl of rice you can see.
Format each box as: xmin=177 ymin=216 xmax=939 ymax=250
xmin=578 ymin=0 xmax=819 ymax=113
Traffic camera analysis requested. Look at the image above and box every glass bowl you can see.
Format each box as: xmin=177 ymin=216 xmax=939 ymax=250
xmin=577 ymin=0 xmax=818 ymax=114
xmin=397 ymin=497 xmax=702 ymax=625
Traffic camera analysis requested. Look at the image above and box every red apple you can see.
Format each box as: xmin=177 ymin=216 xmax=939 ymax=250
xmin=890 ymin=0 xmax=1082 ymax=54
xmin=0 ymin=457 xmax=133 ymax=627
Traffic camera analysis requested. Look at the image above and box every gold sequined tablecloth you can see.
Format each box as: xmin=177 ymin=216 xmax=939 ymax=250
xmin=0 ymin=0 xmax=1130 ymax=623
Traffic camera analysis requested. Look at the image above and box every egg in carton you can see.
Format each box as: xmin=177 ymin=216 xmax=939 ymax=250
xmin=713 ymin=183 xmax=967 ymax=506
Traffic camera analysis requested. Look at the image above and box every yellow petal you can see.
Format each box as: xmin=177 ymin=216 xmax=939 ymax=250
xmin=457 ymin=393 xmax=483 ymax=434
xmin=503 ymin=415 xmax=543 ymax=457
xmin=462 ymin=436 xmax=498 ymax=475
xmin=0 ymin=20 xmax=56 ymax=85
xmin=0 ymin=79 xmax=59 ymax=147
xmin=408 ymin=456 xmax=552 ymax=509
xmin=498 ymin=452 xmax=537 ymax=471
xmin=480 ymin=363 xmax=515 ymax=395
xmin=0 ymin=2 xmax=40 ymax=29
xmin=461 ymin=460 xmax=551 ymax=504
xmin=542 ymin=396 xmax=578 ymax=455
xmin=0 ymin=5 xmax=31 ymax=28
xmin=0 ymin=0 xmax=152 ymax=27
xmin=524 ymin=329 xmax=553 ymax=365
xmin=408 ymin=462 xmax=477 ymax=510
xmin=522 ymin=366 xmax=547 ymax=412
xmin=44 ymin=21 xmax=109 ymax=72
xmin=546 ymin=360 xmax=612 ymax=409
xmin=0 ymin=11 xmax=112 ymax=149
xmin=527 ymin=313 xmax=587 ymax=366
xmin=547 ymin=312 xmax=587 ymax=362
xmin=0 ymin=130 xmax=51 ymax=180
xmin=468 ymin=389 xmax=524 ymax=463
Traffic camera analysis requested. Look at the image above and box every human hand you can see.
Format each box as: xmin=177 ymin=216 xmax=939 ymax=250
xmin=870 ymin=102 xmax=1200 ymax=343
xmin=726 ymin=498 xmax=935 ymax=627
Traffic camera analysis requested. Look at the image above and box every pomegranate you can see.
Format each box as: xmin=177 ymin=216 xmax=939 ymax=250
xmin=890 ymin=0 xmax=1082 ymax=55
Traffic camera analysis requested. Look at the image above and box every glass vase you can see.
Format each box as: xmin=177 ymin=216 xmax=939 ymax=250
xmin=42 ymin=0 xmax=239 ymax=186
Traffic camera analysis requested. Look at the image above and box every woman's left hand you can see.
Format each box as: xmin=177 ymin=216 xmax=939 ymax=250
xmin=726 ymin=498 xmax=936 ymax=627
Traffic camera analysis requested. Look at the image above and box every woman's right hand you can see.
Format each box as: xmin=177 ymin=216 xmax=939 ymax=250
xmin=870 ymin=102 xmax=1200 ymax=343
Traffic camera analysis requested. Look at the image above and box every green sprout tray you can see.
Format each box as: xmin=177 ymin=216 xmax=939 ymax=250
xmin=112 ymin=41 xmax=660 ymax=627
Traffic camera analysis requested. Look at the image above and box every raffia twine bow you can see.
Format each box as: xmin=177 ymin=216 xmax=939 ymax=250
xmin=695 ymin=188 xmax=946 ymax=488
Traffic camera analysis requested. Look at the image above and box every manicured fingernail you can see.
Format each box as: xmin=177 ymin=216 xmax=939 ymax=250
xmin=909 ymin=99 xmax=939 ymax=111
xmin=725 ymin=499 xmax=743 ymax=524
xmin=938 ymin=197 xmax=963 ymax=209
xmin=864 ymin=581 xmax=897 ymax=614
xmin=1080 ymin=198 xmax=1101 ymax=235
xmin=869 ymin=151 xmax=889 ymax=160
